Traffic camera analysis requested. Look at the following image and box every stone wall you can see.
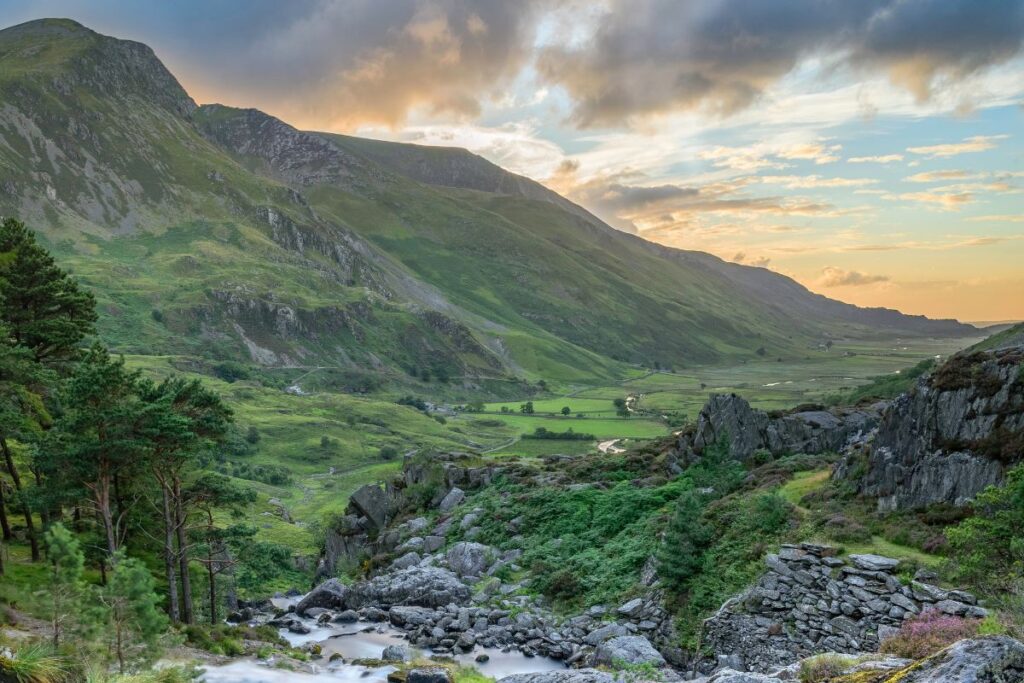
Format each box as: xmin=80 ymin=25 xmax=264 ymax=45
xmin=702 ymin=543 xmax=985 ymax=673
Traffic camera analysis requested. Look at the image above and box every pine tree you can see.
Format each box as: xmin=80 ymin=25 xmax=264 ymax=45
xmin=0 ymin=218 xmax=96 ymax=562
xmin=42 ymin=523 xmax=85 ymax=647
xmin=45 ymin=345 xmax=143 ymax=556
xmin=656 ymin=488 xmax=713 ymax=594
xmin=99 ymin=554 xmax=169 ymax=673
xmin=0 ymin=217 xmax=96 ymax=367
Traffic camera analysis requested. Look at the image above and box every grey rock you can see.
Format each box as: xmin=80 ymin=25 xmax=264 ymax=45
xmin=706 ymin=671 xmax=779 ymax=683
xmin=392 ymin=552 xmax=422 ymax=570
xmin=333 ymin=609 xmax=358 ymax=623
xmin=497 ymin=670 xmax=616 ymax=683
xmin=617 ymin=598 xmax=645 ymax=618
xmin=438 ymin=487 xmax=466 ymax=512
xmin=584 ymin=623 xmax=629 ymax=646
xmin=592 ymin=635 xmax=666 ymax=667
xmin=834 ymin=347 xmax=1023 ymax=511
xmin=381 ymin=644 xmax=409 ymax=662
xmin=390 ymin=605 xmax=437 ymax=626
xmin=350 ymin=484 xmax=397 ymax=531
xmin=849 ymin=554 xmax=900 ymax=572
xmin=446 ymin=541 xmax=495 ymax=577
xmin=888 ymin=636 xmax=1024 ymax=682
xmin=424 ymin=536 xmax=446 ymax=554
xmin=407 ymin=668 xmax=453 ymax=683
xmin=674 ymin=393 xmax=883 ymax=463
xmin=348 ymin=566 xmax=470 ymax=608
xmin=296 ymin=578 xmax=347 ymax=615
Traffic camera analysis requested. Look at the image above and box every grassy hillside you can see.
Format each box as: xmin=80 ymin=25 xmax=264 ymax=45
xmin=0 ymin=19 xmax=975 ymax=395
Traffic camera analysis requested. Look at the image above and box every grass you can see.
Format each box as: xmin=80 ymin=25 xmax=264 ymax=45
xmin=472 ymin=414 xmax=667 ymax=439
xmin=779 ymin=469 xmax=832 ymax=508
xmin=841 ymin=537 xmax=944 ymax=569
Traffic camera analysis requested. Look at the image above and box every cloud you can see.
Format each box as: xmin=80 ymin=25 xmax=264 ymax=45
xmin=760 ymin=175 xmax=879 ymax=189
xmin=46 ymin=0 xmax=551 ymax=130
xmin=848 ymin=154 xmax=904 ymax=164
xmin=907 ymin=135 xmax=1008 ymax=158
xmin=732 ymin=252 xmax=772 ymax=268
xmin=537 ymin=0 xmax=1024 ymax=126
xmin=895 ymin=191 xmax=974 ymax=209
xmin=968 ymin=214 xmax=1024 ymax=223
xmin=904 ymin=169 xmax=973 ymax=182
xmin=777 ymin=143 xmax=842 ymax=165
xmin=818 ymin=266 xmax=890 ymax=287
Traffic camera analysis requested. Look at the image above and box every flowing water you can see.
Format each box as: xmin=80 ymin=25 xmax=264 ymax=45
xmin=201 ymin=598 xmax=565 ymax=683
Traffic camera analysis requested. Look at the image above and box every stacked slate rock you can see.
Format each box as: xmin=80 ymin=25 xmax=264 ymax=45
xmin=702 ymin=543 xmax=985 ymax=673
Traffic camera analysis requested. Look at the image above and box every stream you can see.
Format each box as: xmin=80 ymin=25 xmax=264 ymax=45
xmin=201 ymin=596 xmax=565 ymax=683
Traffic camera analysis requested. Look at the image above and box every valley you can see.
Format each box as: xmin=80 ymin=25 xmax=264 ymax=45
xmin=0 ymin=14 xmax=1021 ymax=683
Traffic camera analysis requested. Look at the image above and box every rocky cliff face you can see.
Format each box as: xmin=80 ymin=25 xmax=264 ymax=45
xmin=835 ymin=346 xmax=1024 ymax=511
xmin=702 ymin=543 xmax=985 ymax=673
xmin=672 ymin=393 xmax=883 ymax=466
xmin=318 ymin=453 xmax=502 ymax=578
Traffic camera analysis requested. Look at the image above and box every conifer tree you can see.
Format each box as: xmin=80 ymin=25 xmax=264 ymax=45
xmin=98 ymin=554 xmax=169 ymax=672
xmin=656 ymin=488 xmax=713 ymax=594
xmin=42 ymin=523 xmax=85 ymax=647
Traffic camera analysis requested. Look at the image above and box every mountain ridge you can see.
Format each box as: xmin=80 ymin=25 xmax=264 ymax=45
xmin=0 ymin=18 xmax=977 ymax=390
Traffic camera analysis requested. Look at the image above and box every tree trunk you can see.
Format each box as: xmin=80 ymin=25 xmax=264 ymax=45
xmin=0 ymin=481 xmax=13 ymax=540
xmin=93 ymin=471 xmax=117 ymax=557
xmin=207 ymin=559 xmax=217 ymax=625
xmin=173 ymin=478 xmax=193 ymax=624
xmin=1 ymin=436 xmax=39 ymax=561
xmin=160 ymin=485 xmax=180 ymax=623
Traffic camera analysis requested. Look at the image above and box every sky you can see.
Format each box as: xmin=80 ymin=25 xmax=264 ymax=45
xmin=2 ymin=0 xmax=1023 ymax=322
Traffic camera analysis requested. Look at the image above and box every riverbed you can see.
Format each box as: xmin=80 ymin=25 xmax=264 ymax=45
xmin=201 ymin=597 xmax=566 ymax=683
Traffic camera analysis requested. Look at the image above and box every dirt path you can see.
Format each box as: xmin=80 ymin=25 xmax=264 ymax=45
xmin=598 ymin=439 xmax=625 ymax=454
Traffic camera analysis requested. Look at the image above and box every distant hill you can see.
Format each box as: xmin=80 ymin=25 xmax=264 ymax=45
xmin=0 ymin=18 xmax=978 ymax=390
xmin=970 ymin=323 xmax=1024 ymax=351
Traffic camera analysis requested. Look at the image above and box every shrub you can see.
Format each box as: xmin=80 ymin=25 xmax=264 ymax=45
xmin=0 ymin=644 xmax=68 ymax=683
xmin=799 ymin=654 xmax=857 ymax=683
xmin=212 ymin=361 xmax=250 ymax=383
xmin=379 ymin=446 xmax=399 ymax=460
xmin=880 ymin=609 xmax=979 ymax=659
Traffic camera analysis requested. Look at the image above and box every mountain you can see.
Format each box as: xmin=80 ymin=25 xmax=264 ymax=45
xmin=0 ymin=19 xmax=977 ymax=390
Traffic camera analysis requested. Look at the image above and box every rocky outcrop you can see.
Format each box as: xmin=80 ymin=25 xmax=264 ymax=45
xmin=835 ymin=346 xmax=1023 ymax=511
xmin=701 ymin=543 xmax=984 ymax=673
xmin=673 ymin=394 xmax=883 ymax=464
xmin=317 ymin=453 xmax=501 ymax=578
xmin=346 ymin=566 xmax=471 ymax=609
xmin=704 ymin=637 xmax=1024 ymax=682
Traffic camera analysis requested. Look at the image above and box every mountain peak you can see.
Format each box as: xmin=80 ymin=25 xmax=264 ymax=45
xmin=0 ymin=17 xmax=195 ymax=117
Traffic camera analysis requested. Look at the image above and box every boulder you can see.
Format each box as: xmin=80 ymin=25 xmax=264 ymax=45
xmin=296 ymin=578 xmax=347 ymax=615
xmin=446 ymin=542 xmax=495 ymax=577
xmin=348 ymin=566 xmax=471 ymax=608
xmin=350 ymin=484 xmax=397 ymax=531
xmin=438 ymin=487 xmax=466 ymax=512
xmin=382 ymin=644 xmax=410 ymax=662
xmin=392 ymin=552 xmax=422 ymax=570
xmin=390 ymin=605 xmax=437 ymax=627
xmin=584 ymin=623 xmax=630 ymax=646
xmin=592 ymin=635 xmax=666 ymax=667
xmin=333 ymin=609 xmax=359 ymax=623
xmin=497 ymin=671 xmax=616 ymax=683
xmin=407 ymin=668 xmax=453 ymax=683
xmin=890 ymin=636 xmax=1024 ymax=682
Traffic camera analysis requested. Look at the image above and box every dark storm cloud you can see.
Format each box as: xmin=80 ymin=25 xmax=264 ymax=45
xmin=537 ymin=0 xmax=1024 ymax=126
xmin=0 ymin=0 xmax=548 ymax=127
